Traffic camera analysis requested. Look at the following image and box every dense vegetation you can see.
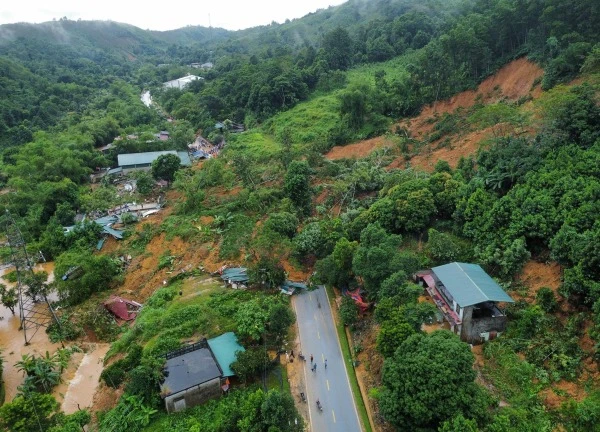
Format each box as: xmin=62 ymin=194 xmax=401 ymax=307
xmin=0 ymin=0 xmax=598 ymax=430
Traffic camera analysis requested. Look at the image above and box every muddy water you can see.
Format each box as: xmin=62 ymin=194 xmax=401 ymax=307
xmin=0 ymin=262 xmax=61 ymax=402
xmin=60 ymin=343 xmax=110 ymax=414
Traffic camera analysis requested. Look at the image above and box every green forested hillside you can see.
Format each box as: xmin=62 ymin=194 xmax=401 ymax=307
xmin=0 ymin=0 xmax=599 ymax=431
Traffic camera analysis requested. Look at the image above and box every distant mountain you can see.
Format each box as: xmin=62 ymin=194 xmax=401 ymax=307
xmin=0 ymin=19 xmax=231 ymax=62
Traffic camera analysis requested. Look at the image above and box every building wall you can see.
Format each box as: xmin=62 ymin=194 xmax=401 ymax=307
xmin=460 ymin=306 xmax=508 ymax=344
xmin=121 ymin=164 xmax=151 ymax=174
xmin=164 ymin=377 xmax=222 ymax=413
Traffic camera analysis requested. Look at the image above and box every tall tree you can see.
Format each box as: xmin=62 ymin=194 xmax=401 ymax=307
xmin=151 ymin=153 xmax=181 ymax=183
xmin=284 ymin=161 xmax=312 ymax=216
xmin=322 ymin=27 xmax=354 ymax=71
xmin=379 ymin=331 xmax=490 ymax=430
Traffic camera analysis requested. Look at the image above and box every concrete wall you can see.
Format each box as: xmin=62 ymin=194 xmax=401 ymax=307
xmin=164 ymin=377 xmax=222 ymax=413
xmin=460 ymin=306 xmax=508 ymax=344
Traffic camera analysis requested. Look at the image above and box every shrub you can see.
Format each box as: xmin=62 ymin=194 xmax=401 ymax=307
xmin=264 ymin=212 xmax=299 ymax=238
xmin=339 ymin=296 xmax=359 ymax=326
xmin=536 ymin=287 xmax=558 ymax=313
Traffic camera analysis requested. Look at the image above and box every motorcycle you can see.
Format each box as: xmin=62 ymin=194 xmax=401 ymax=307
xmin=298 ymin=352 xmax=306 ymax=361
xmin=316 ymin=400 xmax=323 ymax=412
xmin=300 ymin=392 xmax=306 ymax=402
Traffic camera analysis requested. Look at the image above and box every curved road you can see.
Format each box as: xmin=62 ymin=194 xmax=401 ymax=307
xmin=293 ymin=286 xmax=362 ymax=432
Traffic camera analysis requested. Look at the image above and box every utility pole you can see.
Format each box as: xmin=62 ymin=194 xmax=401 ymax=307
xmin=4 ymin=210 xmax=61 ymax=345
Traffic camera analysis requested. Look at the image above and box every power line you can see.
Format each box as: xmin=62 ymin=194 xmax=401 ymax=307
xmin=4 ymin=210 xmax=61 ymax=345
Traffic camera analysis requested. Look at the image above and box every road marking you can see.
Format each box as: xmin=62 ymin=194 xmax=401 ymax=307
xmin=323 ymin=285 xmax=362 ymax=429
xmin=317 ymin=331 xmax=320 ymax=339
xmin=309 ymin=293 xmax=312 ymax=300
xmin=314 ymin=313 xmax=317 ymax=320
xmin=332 ymin=409 xmax=336 ymax=423
xmin=326 ymin=380 xmax=330 ymax=391
xmin=292 ymin=298 xmax=313 ymax=429
xmin=322 ymin=353 xmax=325 ymax=362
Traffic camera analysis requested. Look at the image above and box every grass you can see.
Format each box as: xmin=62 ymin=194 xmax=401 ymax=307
xmin=266 ymin=363 xmax=289 ymax=393
xmin=107 ymin=275 xmax=243 ymax=359
xmin=265 ymin=94 xmax=341 ymax=146
xmin=225 ymin=131 xmax=280 ymax=160
xmin=325 ymin=285 xmax=373 ymax=432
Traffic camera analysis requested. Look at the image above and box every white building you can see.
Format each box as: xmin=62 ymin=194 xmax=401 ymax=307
xmin=163 ymin=75 xmax=203 ymax=90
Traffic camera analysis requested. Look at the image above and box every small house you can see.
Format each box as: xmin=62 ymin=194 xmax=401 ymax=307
xmin=104 ymin=296 xmax=142 ymax=321
xmin=415 ymin=262 xmax=514 ymax=344
xmin=161 ymin=333 xmax=244 ymax=413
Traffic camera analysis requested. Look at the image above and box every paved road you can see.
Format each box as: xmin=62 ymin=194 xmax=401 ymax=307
xmin=293 ymin=286 xmax=362 ymax=432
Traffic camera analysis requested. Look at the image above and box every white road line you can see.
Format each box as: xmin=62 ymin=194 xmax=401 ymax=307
xmin=327 ymin=380 xmax=330 ymax=391
xmin=322 ymin=353 xmax=325 ymax=362
xmin=292 ymin=297 xmax=313 ymax=429
xmin=317 ymin=331 xmax=320 ymax=339
xmin=332 ymin=409 xmax=337 ymax=423
xmin=323 ymin=286 xmax=363 ymax=431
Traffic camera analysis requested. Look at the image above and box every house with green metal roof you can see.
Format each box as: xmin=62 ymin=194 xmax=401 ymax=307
xmin=160 ymin=333 xmax=244 ymax=413
xmin=415 ymin=262 xmax=514 ymax=344
xmin=117 ymin=150 xmax=191 ymax=173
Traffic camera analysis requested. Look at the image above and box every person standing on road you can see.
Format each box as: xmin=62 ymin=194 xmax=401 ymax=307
xmin=310 ymin=354 xmax=314 ymax=363
xmin=325 ymin=359 xmax=327 ymax=369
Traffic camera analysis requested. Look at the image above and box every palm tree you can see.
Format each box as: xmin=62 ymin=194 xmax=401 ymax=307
xmin=15 ymin=354 xmax=36 ymax=376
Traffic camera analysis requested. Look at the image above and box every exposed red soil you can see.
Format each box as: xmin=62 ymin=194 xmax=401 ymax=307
xmin=408 ymin=126 xmax=497 ymax=171
xmin=418 ymin=57 xmax=542 ymax=120
xmin=540 ymin=380 xmax=587 ymax=409
xmin=325 ymin=136 xmax=394 ymax=160
xmin=516 ymin=260 xmax=562 ymax=301
xmin=341 ymin=58 xmax=543 ymax=166
xmin=281 ymin=259 xmax=311 ymax=281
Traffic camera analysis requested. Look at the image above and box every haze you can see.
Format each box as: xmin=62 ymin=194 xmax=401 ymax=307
xmin=0 ymin=0 xmax=348 ymax=31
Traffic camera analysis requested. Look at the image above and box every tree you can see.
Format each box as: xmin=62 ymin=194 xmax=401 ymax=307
xmin=339 ymin=296 xmax=359 ymax=326
xmin=0 ymin=284 xmax=18 ymax=314
xmin=0 ymin=393 xmax=60 ymax=432
xmin=247 ymin=255 xmax=286 ymax=290
xmin=536 ymin=287 xmax=558 ymax=313
xmin=151 ymin=153 xmax=181 ymax=183
xmin=268 ymin=302 xmax=295 ymax=343
xmin=55 ymin=250 xmax=120 ymax=305
xmin=379 ymin=331 xmax=490 ymax=430
xmin=427 ymin=228 xmax=462 ymax=263
xmin=339 ymin=85 xmax=369 ymax=129
xmin=264 ymin=212 xmax=299 ymax=238
xmin=231 ymin=348 xmax=270 ymax=383
xmin=322 ymin=27 xmax=354 ymax=71
xmin=284 ymin=161 xmax=312 ymax=215
xmin=439 ymin=414 xmax=480 ymax=432
xmin=235 ymin=299 xmax=269 ymax=342
xmin=133 ymin=171 xmax=154 ymax=195
xmin=261 ymin=390 xmax=303 ymax=431
xmin=352 ymin=223 xmax=402 ymax=298
xmin=377 ymin=321 xmax=416 ymax=358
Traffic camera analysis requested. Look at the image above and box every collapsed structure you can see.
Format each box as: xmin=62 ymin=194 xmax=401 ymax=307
xmin=415 ymin=262 xmax=514 ymax=344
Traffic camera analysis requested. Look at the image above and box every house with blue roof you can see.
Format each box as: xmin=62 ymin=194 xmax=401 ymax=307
xmin=160 ymin=332 xmax=244 ymax=413
xmin=415 ymin=262 xmax=514 ymax=344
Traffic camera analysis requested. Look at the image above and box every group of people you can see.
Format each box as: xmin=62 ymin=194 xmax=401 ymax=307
xmin=309 ymin=354 xmax=327 ymax=372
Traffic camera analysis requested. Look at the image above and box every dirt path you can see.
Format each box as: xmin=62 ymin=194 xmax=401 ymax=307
xmin=60 ymin=343 xmax=110 ymax=414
